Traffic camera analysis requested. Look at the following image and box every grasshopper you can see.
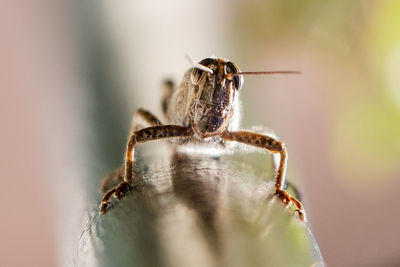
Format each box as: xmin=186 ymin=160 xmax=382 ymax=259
xmin=99 ymin=57 xmax=305 ymax=221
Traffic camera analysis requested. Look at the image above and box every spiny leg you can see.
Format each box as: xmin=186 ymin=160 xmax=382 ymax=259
xmin=100 ymin=109 xmax=163 ymax=193
xmin=220 ymin=131 xmax=306 ymax=221
xmin=99 ymin=125 xmax=194 ymax=214
xmin=131 ymin=108 xmax=163 ymax=131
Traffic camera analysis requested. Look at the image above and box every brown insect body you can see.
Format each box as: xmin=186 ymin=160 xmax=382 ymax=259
xmin=167 ymin=58 xmax=241 ymax=139
xmin=99 ymin=57 xmax=306 ymax=222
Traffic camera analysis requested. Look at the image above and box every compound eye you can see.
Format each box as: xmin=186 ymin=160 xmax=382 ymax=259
xmin=225 ymin=64 xmax=234 ymax=74
xmin=191 ymin=58 xmax=217 ymax=84
xmin=191 ymin=68 xmax=203 ymax=84
xmin=234 ymin=75 xmax=243 ymax=90
xmin=199 ymin=58 xmax=217 ymax=71
xmin=226 ymin=62 xmax=243 ymax=90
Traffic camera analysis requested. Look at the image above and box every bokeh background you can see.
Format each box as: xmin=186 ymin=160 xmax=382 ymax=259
xmin=1 ymin=0 xmax=400 ymax=266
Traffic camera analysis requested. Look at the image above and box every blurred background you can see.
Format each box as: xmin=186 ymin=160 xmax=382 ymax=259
xmin=1 ymin=0 xmax=400 ymax=266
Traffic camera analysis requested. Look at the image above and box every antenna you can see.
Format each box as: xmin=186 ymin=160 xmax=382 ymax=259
xmin=227 ymin=71 xmax=301 ymax=79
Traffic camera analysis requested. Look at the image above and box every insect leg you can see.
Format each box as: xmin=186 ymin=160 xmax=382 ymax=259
xmin=100 ymin=109 xmax=162 ymax=192
xmin=220 ymin=131 xmax=306 ymax=221
xmin=99 ymin=125 xmax=194 ymax=214
xmin=131 ymin=108 xmax=163 ymax=131
xmin=161 ymin=80 xmax=174 ymax=118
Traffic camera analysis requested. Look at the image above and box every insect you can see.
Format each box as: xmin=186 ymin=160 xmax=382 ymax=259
xmin=99 ymin=57 xmax=306 ymax=221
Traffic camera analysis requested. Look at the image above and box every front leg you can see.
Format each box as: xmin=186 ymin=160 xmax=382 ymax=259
xmin=220 ymin=131 xmax=306 ymax=221
xmin=99 ymin=125 xmax=194 ymax=214
xmin=100 ymin=109 xmax=162 ymax=193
